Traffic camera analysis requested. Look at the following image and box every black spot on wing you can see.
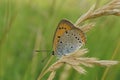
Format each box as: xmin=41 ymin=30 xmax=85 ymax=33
xmin=65 ymin=31 xmax=68 ymax=34
xmin=59 ymin=27 xmax=61 ymax=29
xmin=79 ymin=41 xmax=81 ymax=43
xmin=60 ymin=41 xmax=63 ymax=43
xmin=58 ymin=36 xmax=60 ymax=38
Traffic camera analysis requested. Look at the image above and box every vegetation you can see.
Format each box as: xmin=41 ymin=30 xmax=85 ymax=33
xmin=0 ymin=0 xmax=120 ymax=80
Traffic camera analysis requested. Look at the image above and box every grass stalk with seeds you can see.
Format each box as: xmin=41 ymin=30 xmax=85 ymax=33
xmin=37 ymin=0 xmax=120 ymax=80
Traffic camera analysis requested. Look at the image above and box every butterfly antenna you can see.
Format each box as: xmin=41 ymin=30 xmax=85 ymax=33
xmin=33 ymin=50 xmax=51 ymax=56
xmin=33 ymin=50 xmax=54 ymax=63
xmin=35 ymin=50 xmax=51 ymax=52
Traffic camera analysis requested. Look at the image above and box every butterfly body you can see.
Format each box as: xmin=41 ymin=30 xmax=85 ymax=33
xmin=53 ymin=19 xmax=86 ymax=58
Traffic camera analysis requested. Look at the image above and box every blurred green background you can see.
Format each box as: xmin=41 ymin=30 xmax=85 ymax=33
xmin=0 ymin=0 xmax=120 ymax=80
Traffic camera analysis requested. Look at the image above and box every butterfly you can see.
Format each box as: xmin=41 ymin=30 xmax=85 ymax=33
xmin=52 ymin=19 xmax=86 ymax=58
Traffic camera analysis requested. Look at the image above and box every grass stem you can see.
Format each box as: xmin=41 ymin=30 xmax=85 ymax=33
xmin=101 ymin=39 xmax=120 ymax=80
xmin=37 ymin=56 xmax=54 ymax=80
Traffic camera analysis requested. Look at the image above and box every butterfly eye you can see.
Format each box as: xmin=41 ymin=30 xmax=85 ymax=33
xmin=52 ymin=51 xmax=55 ymax=55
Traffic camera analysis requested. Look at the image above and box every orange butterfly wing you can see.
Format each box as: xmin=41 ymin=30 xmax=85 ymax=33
xmin=53 ymin=19 xmax=74 ymax=52
xmin=74 ymin=27 xmax=86 ymax=44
